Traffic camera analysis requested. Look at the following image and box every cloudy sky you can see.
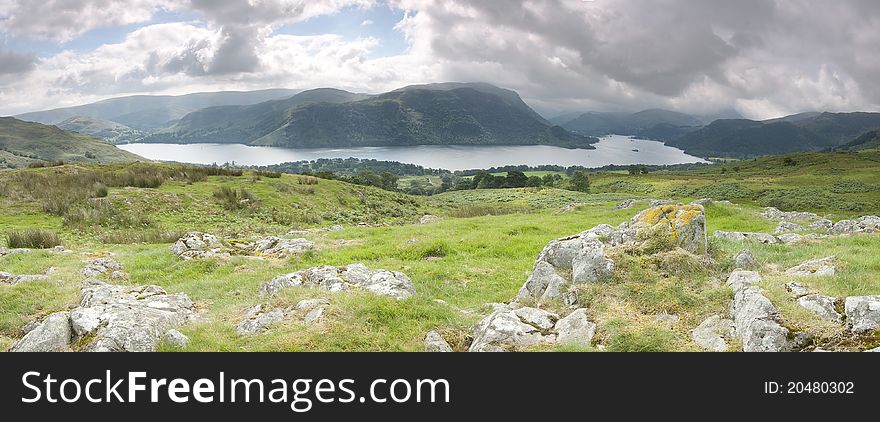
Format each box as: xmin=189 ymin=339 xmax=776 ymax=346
xmin=0 ymin=0 xmax=878 ymax=119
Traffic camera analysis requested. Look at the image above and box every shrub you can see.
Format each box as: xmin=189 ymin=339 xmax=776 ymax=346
xmin=5 ymin=229 xmax=63 ymax=249
xmin=213 ymin=186 xmax=258 ymax=210
xmin=100 ymin=230 xmax=186 ymax=245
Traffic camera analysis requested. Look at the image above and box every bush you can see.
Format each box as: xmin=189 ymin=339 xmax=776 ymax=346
xmin=667 ymin=183 xmax=755 ymax=200
xmin=5 ymin=229 xmax=63 ymax=249
xmin=213 ymin=186 xmax=258 ymax=210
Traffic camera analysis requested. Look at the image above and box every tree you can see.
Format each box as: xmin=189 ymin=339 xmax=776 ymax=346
xmin=380 ymin=172 xmax=399 ymax=191
xmin=505 ymin=171 xmax=529 ymax=188
xmin=567 ymin=170 xmax=591 ymax=192
xmin=542 ymin=173 xmax=563 ymax=187
xmin=526 ymin=176 xmax=543 ymax=187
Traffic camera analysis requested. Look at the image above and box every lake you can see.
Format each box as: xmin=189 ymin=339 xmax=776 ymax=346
xmin=118 ymin=135 xmax=707 ymax=171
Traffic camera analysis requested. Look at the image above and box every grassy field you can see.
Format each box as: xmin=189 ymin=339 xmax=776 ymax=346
xmin=2 ymin=151 xmax=880 ymax=352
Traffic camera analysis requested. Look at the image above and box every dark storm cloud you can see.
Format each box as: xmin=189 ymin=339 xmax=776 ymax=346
xmin=0 ymin=49 xmax=38 ymax=74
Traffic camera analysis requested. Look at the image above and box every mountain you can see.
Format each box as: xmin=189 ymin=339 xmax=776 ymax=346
xmin=146 ymin=88 xmax=372 ymax=144
xmin=789 ymin=112 xmax=880 ymax=145
xmin=763 ymin=111 xmax=822 ymax=124
xmin=666 ymin=119 xmax=832 ymax=158
xmin=0 ymin=117 xmax=144 ymax=168
xmin=144 ymin=83 xmax=597 ymax=149
xmin=13 ymin=89 xmax=299 ymax=130
xmin=56 ymin=116 xmax=145 ymax=144
xmin=839 ymin=130 xmax=880 ymax=151
xmin=559 ymin=108 xmax=702 ymax=140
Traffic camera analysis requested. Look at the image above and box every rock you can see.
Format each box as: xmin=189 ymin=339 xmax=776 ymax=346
xmin=72 ymin=281 xmax=196 ymax=352
xmin=865 ymin=346 xmax=880 ymax=352
xmin=829 ymin=216 xmax=880 ymax=235
xmin=170 ymin=232 xmax=224 ymax=260
xmin=163 ymin=329 xmax=189 ymax=348
xmin=424 ymin=331 xmax=453 ymax=352
xmin=808 ymin=219 xmax=834 ymax=232
xmin=329 ymin=225 xmax=344 ymax=231
xmin=774 ymin=222 xmax=804 ymax=234
xmin=761 ymin=207 xmax=820 ymax=222
xmin=557 ymin=204 xmax=578 ymax=213
xmin=733 ymin=249 xmax=759 ymax=270
xmin=713 ymin=231 xmax=779 ymax=244
xmin=777 ymin=233 xmax=805 ymax=244
xmin=785 ymin=257 xmax=836 ymax=277
xmin=844 ymin=296 xmax=880 ymax=333
xmin=287 ymin=230 xmax=311 ymax=236
xmin=649 ymin=199 xmax=672 ymax=207
xmin=254 ymin=237 xmax=314 ymax=258
xmin=785 ymin=282 xmax=813 ymax=298
xmin=10 ymin=312 xmax=72 ymax=352
xmin=691 ymin=198 xmax=713 ymax=206
xmin=727 ymin=271 xmax=797 ymax=352
xmin=571 ymin=240 xmax=615 ymax=284
xmin=236 ymin=305 xmax=286 ymax=335
xmin=80 ymin=257 xmax=124 ymax=277
xmin=630 ymin=205 xmax=708 ymax=254
xmin=259 ymin=264 xmax=415 ymax=300
xmin=52 ymin=245 xmax=71 ymax=253
xmin=0 ymin=247 xmax=29 ymax=257
xmin=0 ymin=271 xmax=49 ymax=285
xmin=469 ymin=309 xmax=556 ymax=352
xmin=692 ymin=315 xmax=735 ymax=352
xmin=797 ymin=295 xmax=842 ymax=323
xmin=513 ymin=307 xmax=559 ymax=330
xmin=613 ymin=199 xmax=635 ymax=210
xmin=554 ymin=309 xmax=596 ymax=347
xmin=303 ymin=307 xmax=325 ymax=324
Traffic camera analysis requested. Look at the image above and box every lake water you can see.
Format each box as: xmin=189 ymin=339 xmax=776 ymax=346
xmin=118 ymin=135 xmax=707 ymax=171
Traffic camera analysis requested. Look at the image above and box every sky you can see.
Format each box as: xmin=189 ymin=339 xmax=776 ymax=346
xmin=0 ymin=0 xmax=878 ymax=119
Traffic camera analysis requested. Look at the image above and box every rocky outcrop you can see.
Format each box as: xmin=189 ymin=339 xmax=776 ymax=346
xmin=727 ymin=271 xmax=802 ymax=352
xmin=424 ymin=331 xmax=453 ymax=352
xmin=80 ymin=257 xmax=124 ymax=278
xmin=517 ymin=205 xmax=707 ymax=304
xmin=785 ymin=257 xmax=836 ymax=277
xmin=236 ymin=298 xmax=330 ymax=335
xmin=713 ymin=231 xmax=779 ymax=244
xmin=844 ymin=296 xmax=880 ymax=333
xmin=163 ymin=329 xmax=189 ymax=348
xmin=829 ymin=216 xmax=880 ymax=235
xmin=0 ymin=270 xmax=50 ymax=285
xmin=10 ymin=280 xmax=196 ymax=352
xmin=0 ymin=247 xmax=29 ymax=257
xmin=253 ymin=237 xmax=314 ymax=258
xmin=171 ymin=232 xmax=226 ymax=259
xmin=761 ymin=207 xmax=820 ymax=222
xmin=419 ymin=215 xmax=440 ymax=225
xmin=733 ymin=249 xmax=759 ymax=269
xmin=259 ymin=264 xmax=415 ymax=300
xmin=692 ymin=315 xmax=735 ymax=352
xmin=797 ymin=295 xmax=842 ymax=323
xmin=774 ymin=221 xmax=804 ymax=234
xmin=785 ymin=282 xmax=812 ymax=298
xmin=613 ymin=199 xmax=635 ymax=210
xmin=469 ymin=307 xmax=596 ymax=352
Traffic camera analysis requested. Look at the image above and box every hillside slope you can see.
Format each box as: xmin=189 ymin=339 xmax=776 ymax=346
xmin=666 ymin=119 xmax=831 ymax=158
xmin=57 ymin=116 xmax=145 ymax=144
xmin=0 ymin=117 xmax=144 ymax=168
xmin=14 ymin=89 xmax=299 ymax=130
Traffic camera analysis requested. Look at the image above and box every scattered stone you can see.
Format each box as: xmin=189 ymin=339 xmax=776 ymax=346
xmin=761 ymin=207 xmax=820 ymax=222
xmin=9 ymin=312 xmax=72 ymax=352
xmin=649 ymin=199 xmax=672 ymax=207
xmin=692 ymin=315 xmax=735 ymax=352
xmin=612 ymin=199 xmax=635 ymax=210
xmin=727 ymin=271 xmax=799 ymax=352
xmin=713 ymin=231 xmax=779 ymax=244
xmin=418 ymin=214 xmax=440 ymax=225
xmin=303 ymin=307 xmax=325 ymax=324
xmin=733 ymin=249 xmax=759 ymax=269
xmin=80 ymin=257 xmax=124 ymax=278
xmin=254 ymin=236 xmax=315 ymax=258
xmin=0 ymin=271 xmax=49 ymax=285
xmin=691 ymin=198 xmax=713 ymax=206
xmin=785 ymin=282 xmax=813 ymax=298
xmin=785 ymin=257 xmax=836 ymax=277
xmin=554 ymin=309 xmax=596 ymax=347
xmin=52 ymin=245 xmax=72 ymax=253
xmin=170 ymin=232 xmax=225 ymax=260
xmin=797 ymin=294 xmax=842 ymax=323
xmin=829 ymin=216 xmax=880 ymax=235
xmin=259 ymin=264 xmax=416 ymax=300
xmin=513 ymin=307 xmax=558 ymax=330
xmin=557 ymin=203 xmax=578 ymax=214
xmin=11 ymin=280 xmax=194 ymax=352
xmin=163 ymin=329 xmax=189 ymax=348
xmin=236 ymin=305 xmax=286 ymax=335
xmin=424 ymin=331 xmax=453 ymax=352
xmin=808 ymin=219 xmax=834 ymax=232
xmin=774 ymin=221 xmax=804 ymax=234
xmin=0 ymin=247 xmax=29 ymax=257
xmin=469 ymin=307 xmax=557 ymax=352
xmin=844 ymin=296 xmax=880 ymax=333
xmin=777 ymin=233 xmax=805 ymax=244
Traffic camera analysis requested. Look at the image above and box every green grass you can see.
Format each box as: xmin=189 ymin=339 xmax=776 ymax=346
xmin=3 ymin=152 xmax=880 ymax=352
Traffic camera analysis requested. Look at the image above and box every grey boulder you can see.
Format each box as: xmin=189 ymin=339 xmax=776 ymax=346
xmin=10 ymin=312 xmax=72 ymax=352
xmin=844 ymin=296 xmax=880 ymax=333
xmin=424 ymin=331 xmax=453 ymax=352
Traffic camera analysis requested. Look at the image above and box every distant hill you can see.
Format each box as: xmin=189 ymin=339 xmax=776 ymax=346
xmin=666 ymin=119 xmax=837 ymax=158
xmin=144 ymin=83 xmax=597 ymax=149
xmin=146 ymin=88 xmax=372 ymax=144
xmin=559 ymin=109 xmax=702 ymax=140
xmin=0 ymin=117 xmax=144 ymax=168
xmin=14 ymin=89 xmax=299 ymax=130
xmin=57 ymin=116 xmax=145 ymax=144
xmin=839 ymin=130 xmax=880 ymax=151
xmin=789 ymin=112 xmax=880 ymax=145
